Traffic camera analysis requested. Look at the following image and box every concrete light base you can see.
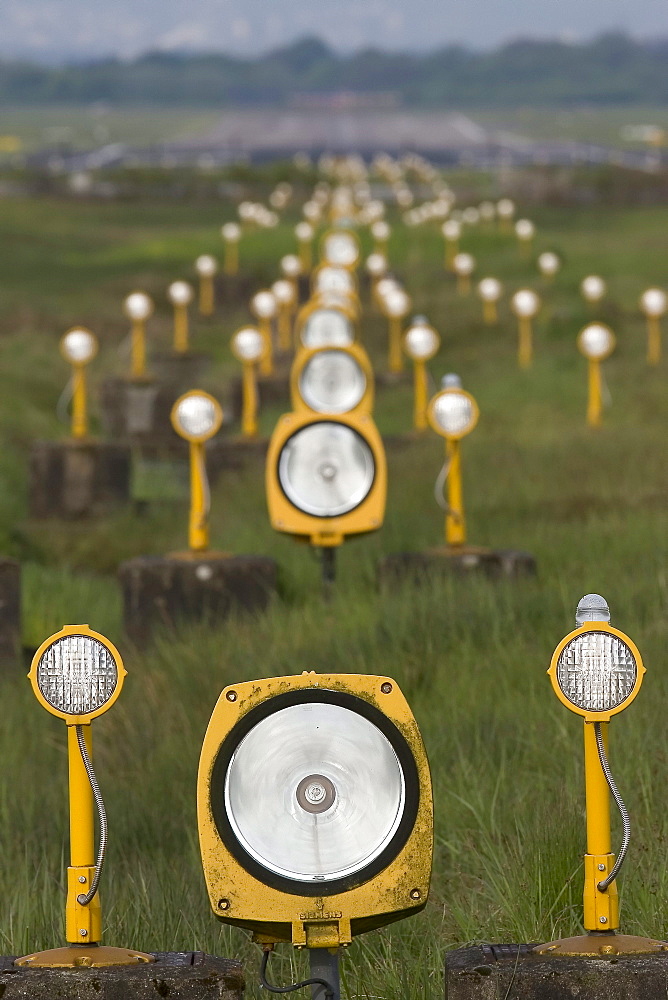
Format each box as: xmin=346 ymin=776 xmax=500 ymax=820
xmin=29 ymin=440 xmax=131 ymax=518
xmin=3 ymin=951 xmax=243 ymax=1000
xmin=99 ymin=378 xmax=182 ymax=446
xmin=0 ymin=559 xmax=20 ymax=666
xmin=445 ymin=942 xmax=668 ymax=1000
xmin=149 ymin=352 xmax=211 ymax=388
xmin=228 ymin=373 xmax=291 ymax=421
xmin=378 ymin=546 xmax=537 ymax=586
xmin=119 ymin=552 xmax=277 ymax=644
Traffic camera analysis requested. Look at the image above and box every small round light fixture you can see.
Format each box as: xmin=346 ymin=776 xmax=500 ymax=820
xmin=428 ymin=385 xmax=479 ymax=440
xmin=404 ymin=319 xmax=440 ymax=362
xmin=538 ymin=252 xmax=561 ymax=278
xmin=221 ymin=222 xmax=241 ymax=242
xmin=640 ymin=287 xmax=667 ymax=317
xmin=231 ymin=326 xmax=268 ymax=364
xmin=123 ymin=292 xmax=154 ymax=322
xmin=60 ymin=327 xmax=98 ymax=366
xmin=578 ymin=322 xmax=616 ymax=361
xmin=281 ymin=254 xmax=302 ymax=279
xmin=196 ymin=255 xmax=218 ymax=277
xmin=581 ymin=275 xmax=606 ymax=304
xmin=515 ymin=218 xmax=535 ymax=241
xmin=171 ymin=390 xmax=223 ymax=443
xmin=511 ymin=289 xmax=540 ymax=318
xmin=168 ymin=281 xmax=194 ymax=307
xmin=251 ymin=290 xmax=277 ymax=320
xmin=321 ymin=230 xmax=360 ymax=269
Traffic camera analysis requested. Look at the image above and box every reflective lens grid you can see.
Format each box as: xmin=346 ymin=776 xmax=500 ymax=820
xmin=37 ymin=634 xmax=118 ymax=716
xmin=556 ymin=631 xmax=637 ymax=713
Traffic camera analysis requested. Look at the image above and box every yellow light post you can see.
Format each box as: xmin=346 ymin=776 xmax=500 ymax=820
xmin=515 ymin=218 xmax=535 ymax=258
xmin=231 ymin=326 xmax=269 ymax=438
xmin=580 ymin=274 xmax=607 ymax=312
xmin=171 ymin=391 xmax=224 ymax=553
xmin=195 ymin=255 xmax=218 ymax=317
xmin=381 ymin=286 xmax=411 ymax=374
xmin=280 ymin=253 xmax=302 ymax=303
xmin=639 ymin=287 xmax=667 ymax=365
xmin=577 ymin=323 xmax=616 ymax=427
xmin=272 ymin=279 xmax=297 ymax=353
xmin=295 ymin=221 xmax=314 ymax=272
xmin=496 ymin=197 xmax=515 ymax=233
xmin=371 ymin=219 xmax=390 ymax=255
xmin=167 ymin=280 xmax=194 ymax=354
xmin=123 ymin=292 xmax=154 ymax=380
xmin=427 ymin=375 xmax=479 ymax=548
xmin=442 ymin=219 xmax=461 ymax=270
xmin=404 ymin=318 xmax=440 ymax=431
xmin=60 ymin=328 xmax=99 ymax=440
xmin=221 ymin=222 xmax=241 ymax=276
xmin=250 ymin=290 xmax=277 ymax=376
xmin=536 ymin=594 xmax=666 ymax=957
xmin=453 ymin=252 xmax=475 ymax=295
xmin=538 ymin=251 xmax=561 ymax=282
xmin=511 ymin=288 xmax=541 ymax=369
xmin=17 ymin=625 xmax=153 ymax=968
xmin=477 ymin=277 xmax=502 ymax=325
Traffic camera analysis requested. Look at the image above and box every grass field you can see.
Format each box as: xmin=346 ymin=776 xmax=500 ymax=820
xmin=0 ymin=174 xmax=667 ymax=997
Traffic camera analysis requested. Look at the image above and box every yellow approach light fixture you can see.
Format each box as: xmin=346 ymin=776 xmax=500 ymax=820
xmin=403 ymin=317 xmax=440 ymax=432
xmin=514 ymin=218 xmax=535 ymax=256
xmin=538 ymin=251 xmax=561 ymax=281
xmin=17 ymin=625 xmax=153 ymax=968
xmin=371 ymin=220 xmax=390 ymax=255
xmin=272 ymin=279 xmax=297 ymax=353
xmin=221 ymin=222 xmax=241 ymax=276
xmin=580 ymin=274 xmax=607 ymax=308
xmin=167 ymin=280 xmax=194 ymax=354
xmin=266 ymin=411 xmax=386 ymax=590
xmin=312 ymin=263 xmax=359 ymax=300
xmin=381 ymin=286 xmax=411 ymax=374
xmin=496 ymin=197 xmax=515 ymax=232
xmin=171 ymin=391 xmax=224 ymax=553
xmin=296 ymin=301 xmax=357 ymax=351
xmin=291 ymin=343 xmax=374 ymax=416
xmin=640 ymin=287 xmax=667 ymax=365
xmin=320 ymin=229 xmax=361 ymax=270
xmin=195 ymin=255 xmax=218 ymax=317
xmin=428 ymin=375 xmax=479 ymax=548
xmin=441 ymin=219 xmax=461 ymax=270
xmin=231 ymin=326 xmax=270 ymax=439
xmin=477 ymin=277 xmax=503 ymax=325
xmin=452 ymin=252 xmax=475 ymax=295
xmin=251 ymin=290 xmax=278 ymax=376
xmin=123 ymin=292 xmax=154 ymax=381
xmin=577 ymin=323 xmax=616 ymax=428
xmin=536 ymin=595 xmax=667 ymax=958
xmin=197 ymin=671 xmax=433 ymax=1000
xmin=511 ymin=289 xmax=541 ymax=369
xmin=295 ymin=221 xmax=314 ymax=272
xmin=60 ymin=327 xmax=98 ymax=440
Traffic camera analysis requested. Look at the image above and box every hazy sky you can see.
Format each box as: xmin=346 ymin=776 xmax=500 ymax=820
xmin=2 ymin=0 xmax=667 ymax=60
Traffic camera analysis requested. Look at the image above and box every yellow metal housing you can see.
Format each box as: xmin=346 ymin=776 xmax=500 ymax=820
xmin=265 ymin=411 xmax=387 ymax=547
xmin=290 ymin=343 xmax=375 ymax=415
xmin=197 ymin=671 xmax=433 ymax=947
xmin=547 ymin=622 xmax=645 ymax=722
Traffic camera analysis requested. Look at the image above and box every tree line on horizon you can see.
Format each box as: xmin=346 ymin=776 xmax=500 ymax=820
xmin=1 ymin=32 xmax=668 ymax=108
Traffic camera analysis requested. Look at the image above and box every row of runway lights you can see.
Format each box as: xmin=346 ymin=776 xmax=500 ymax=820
xmin=16 ymin=593 xmax=666 ymax=984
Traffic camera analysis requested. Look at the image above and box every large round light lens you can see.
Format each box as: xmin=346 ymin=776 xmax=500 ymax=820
xmin=232 ymin=327 xmax=265 ymax=362
xmin=61 ymin=328 xmax=97 ymax=364
xmin=299 ymin=351 xmax=367 ymax=414
xmin=578 ymin=323 xmax=615 ymax=359
xmin=301 ymin=309 xmax=354 ymax=348
xmin=314 ymin=267 xmax=356 ymax=296
xmin=431 ymin=391 xmax=476 ymax=437
xmin=278 ymin=422 xmax=374 ymax=516
xmin=224 ymin=702 xmax=405 ymax=882
xmin=172 ymin=392 xmax=222 ymax=441
xmin=36 ymin=634 xmax=118 ymax=716
xmin=322 ymin=232 xmax=359 ymax=268
xmin=556 ymin=632 xmax=637 ymax=713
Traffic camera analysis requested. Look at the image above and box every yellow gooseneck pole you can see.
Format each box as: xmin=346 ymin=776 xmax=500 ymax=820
xmin=241 ymin=362 xmax=259 ymax=438
xmin=457 ymin=274 xmax=471 ymax=296
xmin=71 ymin=365 xmax=88 ymax=439
xmin=483 ymin=300 xmax=498 ymax=325
xmin=259 ymin=319 xmax=274 ymax=377
xmin=445 ymin=439 xmax=465 ymax=546
xmin=130 ymin=319 xmax=146 ymax=379
xmin=189 ymin=442 xmax=209 ymax=552
xmin=413 ymin=360 xmax=428 ymax=431
xmin=445 ymin=239 xmax=458 ymax=270
xmin=199 ymin=276 xmax=215 ymax=317
xmin=647 ymin=316 xmax=661 ymax=366
xmin=224 ymin=242 xmax=238 ymax=276
xmin=388 ymin=317 xmax=404 ymax=374
xmin=66 ymin=725 xmax=101 ymax=945
xmin=518 ymin=317 xmax=533 ymax=369
xmin=173 ymin=304 xmax=189 ymax=354
xmin=587 ymin=359 xmax=602 ymax=427
xmin=583 ymin=722 xmax=619 ymax=931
